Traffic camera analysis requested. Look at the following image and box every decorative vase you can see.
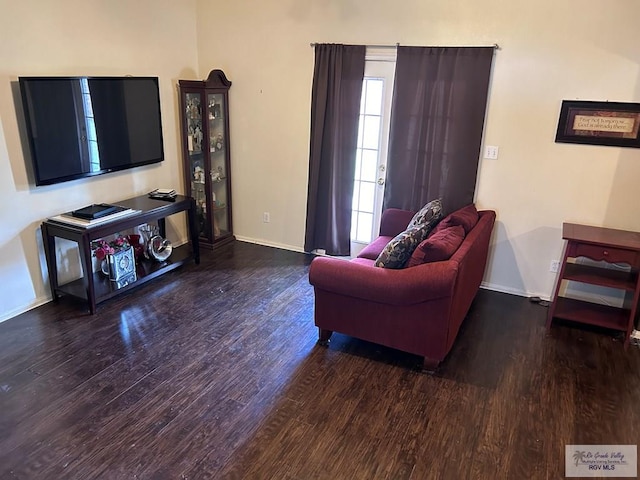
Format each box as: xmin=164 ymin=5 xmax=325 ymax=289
xmin=127 ymin=234 xmax=144 ymax=261
xmin=139 ymin=224 xmax=159 ymax=260
xmin=149 ymin=236 xmax=173 ymax=262
xmin=139 ymin=225 xmax=172 ymax=262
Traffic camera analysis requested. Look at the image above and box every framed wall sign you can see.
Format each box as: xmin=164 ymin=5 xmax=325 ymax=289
xmin=555 ymin=100 xmax=640 ymax=148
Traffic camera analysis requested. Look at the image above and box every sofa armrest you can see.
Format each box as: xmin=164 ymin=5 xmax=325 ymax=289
xmin=309 ymin=256 xmax=457 ymax=305
xmin=379 ymin=208 xmax=415 ymax=237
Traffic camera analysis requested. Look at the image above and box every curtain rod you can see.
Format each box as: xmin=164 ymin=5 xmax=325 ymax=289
xmin=309 ymin=42 xmax=500 ymax=50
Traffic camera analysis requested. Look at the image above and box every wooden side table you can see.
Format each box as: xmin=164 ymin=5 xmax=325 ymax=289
xmin=547 ymin=222 xmax=640 ymax=348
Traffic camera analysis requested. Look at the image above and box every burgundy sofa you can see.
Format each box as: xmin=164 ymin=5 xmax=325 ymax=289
xmin=308 ymin=207 xmax=496 ymax=371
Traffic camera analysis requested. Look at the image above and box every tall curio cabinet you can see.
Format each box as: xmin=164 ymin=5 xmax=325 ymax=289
xmin=178 ymin=69 xmax=234 ymax=249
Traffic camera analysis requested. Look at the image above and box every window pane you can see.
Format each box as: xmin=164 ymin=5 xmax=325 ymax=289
xmin=357 ymin=115 xmax=364 ymax=148
xmin=358 ymin=181 xmax=375 ymax=213
xmin=360 ymin=149 xmax=378 ymax=182
xmin=354 ymin=149 xmax=362 ymax=181
xmin=362 ymin=115 xmax=380 ymax=150
xmin=351 ymin=214 xmax=357 ymax=240
xmin=364 ymin=79 xmax=383 ymax=115
xmin=89 ymin=143 xmax=100 ymax=167
xmin=356 ymin=212 xmax=373 ymax=242
xmin=86 ymin=123 xmax=97 ymax=142
xmin=352 ymin=182 xmax=360 ymax=210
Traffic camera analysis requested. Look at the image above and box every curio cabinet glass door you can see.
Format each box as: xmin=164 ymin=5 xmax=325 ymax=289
xmin=179 ymin=70 xmax=234 ymax=249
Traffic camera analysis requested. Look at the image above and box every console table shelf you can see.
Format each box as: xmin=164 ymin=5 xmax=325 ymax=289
xmin=547 ymin=222 xmax=640 ymax=348
xmin=42 ymin=195 xmax=200 ymax=314
xmin=56 ymin=245 xmax=192 ymax=302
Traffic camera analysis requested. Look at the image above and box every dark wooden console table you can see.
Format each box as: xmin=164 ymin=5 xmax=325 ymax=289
xmin=41 ymin=195 xmax=200 ymax=314
xmin=547 ymin=222 xmax=640 ymax=348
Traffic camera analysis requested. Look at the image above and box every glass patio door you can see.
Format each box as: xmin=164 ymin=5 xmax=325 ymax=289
xmin=350 ymin=56 xmax=396 ymax=257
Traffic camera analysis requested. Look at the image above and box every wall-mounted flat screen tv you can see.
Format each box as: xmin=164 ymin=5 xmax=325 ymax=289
xmin=19 ymin=76 xmax=164 ymax=186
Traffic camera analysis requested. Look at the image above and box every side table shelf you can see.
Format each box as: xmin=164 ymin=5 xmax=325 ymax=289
xmin=561 ymin=263 xmax=637 ymax=291
xmin=547 ymin=222 xmax=640 ymax=348
xmin=552 ymin=297 xmax=630 ymax=332
xmin=42 ymin=195 xmax=200 ymax=314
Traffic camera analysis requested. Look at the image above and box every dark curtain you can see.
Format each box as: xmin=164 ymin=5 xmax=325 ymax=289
xmin=383 ymin=46 xmax=494 ymax=215
xmin=304 ymin=44 xmax=365 ymax=256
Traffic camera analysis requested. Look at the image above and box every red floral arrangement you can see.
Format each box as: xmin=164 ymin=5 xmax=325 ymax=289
xmin=91 ymin=235 xmax=131 ymax=261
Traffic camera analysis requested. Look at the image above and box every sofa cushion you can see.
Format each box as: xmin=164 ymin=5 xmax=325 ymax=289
xmin=432 ymin=203 xmax=479 ymax=235
xmin=374 ymin=223 xmax=431 ymax=269
xmin=406 ymin=225 xmax=465 ymax=268
xmin=407 ymin=198 xmax=443 ymax=230
xmin=357 ymin=236 xmax=393 ymax=260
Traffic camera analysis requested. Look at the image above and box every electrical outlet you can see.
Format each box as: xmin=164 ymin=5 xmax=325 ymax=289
xmin=550 ymin=260 xmax=560 ymax=273
xmin=263 ymin=212 xmax=270 ymax=223
xmin=484 ymin=145 xmax=499 ymax=160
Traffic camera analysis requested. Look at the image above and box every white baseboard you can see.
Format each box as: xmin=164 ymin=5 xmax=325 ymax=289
xmin=234 ymin=235 xmax=307 ymax=254
xmin=480 ymin=281 xmax=550 ymax=302
xmin=0 ymin=296 xmax=51 ymax=324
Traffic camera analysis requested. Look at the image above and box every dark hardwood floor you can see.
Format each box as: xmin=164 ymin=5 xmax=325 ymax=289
xmin=1 ymin=241 xmax=639 ymax=479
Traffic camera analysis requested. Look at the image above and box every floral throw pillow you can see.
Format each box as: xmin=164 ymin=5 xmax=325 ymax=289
xmin=407 ymin=198 xmax=443 ymax=231
xmin=375 ymin=223 xmax=431 ymax=269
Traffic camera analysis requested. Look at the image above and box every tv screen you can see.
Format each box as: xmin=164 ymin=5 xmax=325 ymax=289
xmin=19 ymin=76 xmax=164 ymax=186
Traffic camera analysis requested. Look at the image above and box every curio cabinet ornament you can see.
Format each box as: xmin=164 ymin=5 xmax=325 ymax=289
xmin=179 ymin=69 xmax=234 ymax=248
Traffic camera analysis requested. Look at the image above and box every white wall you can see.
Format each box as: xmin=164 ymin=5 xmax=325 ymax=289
xmin=0 ymin=0 xmax=198 ymax=321
xmin=195 ymin=0 xmax=640 ymax=300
